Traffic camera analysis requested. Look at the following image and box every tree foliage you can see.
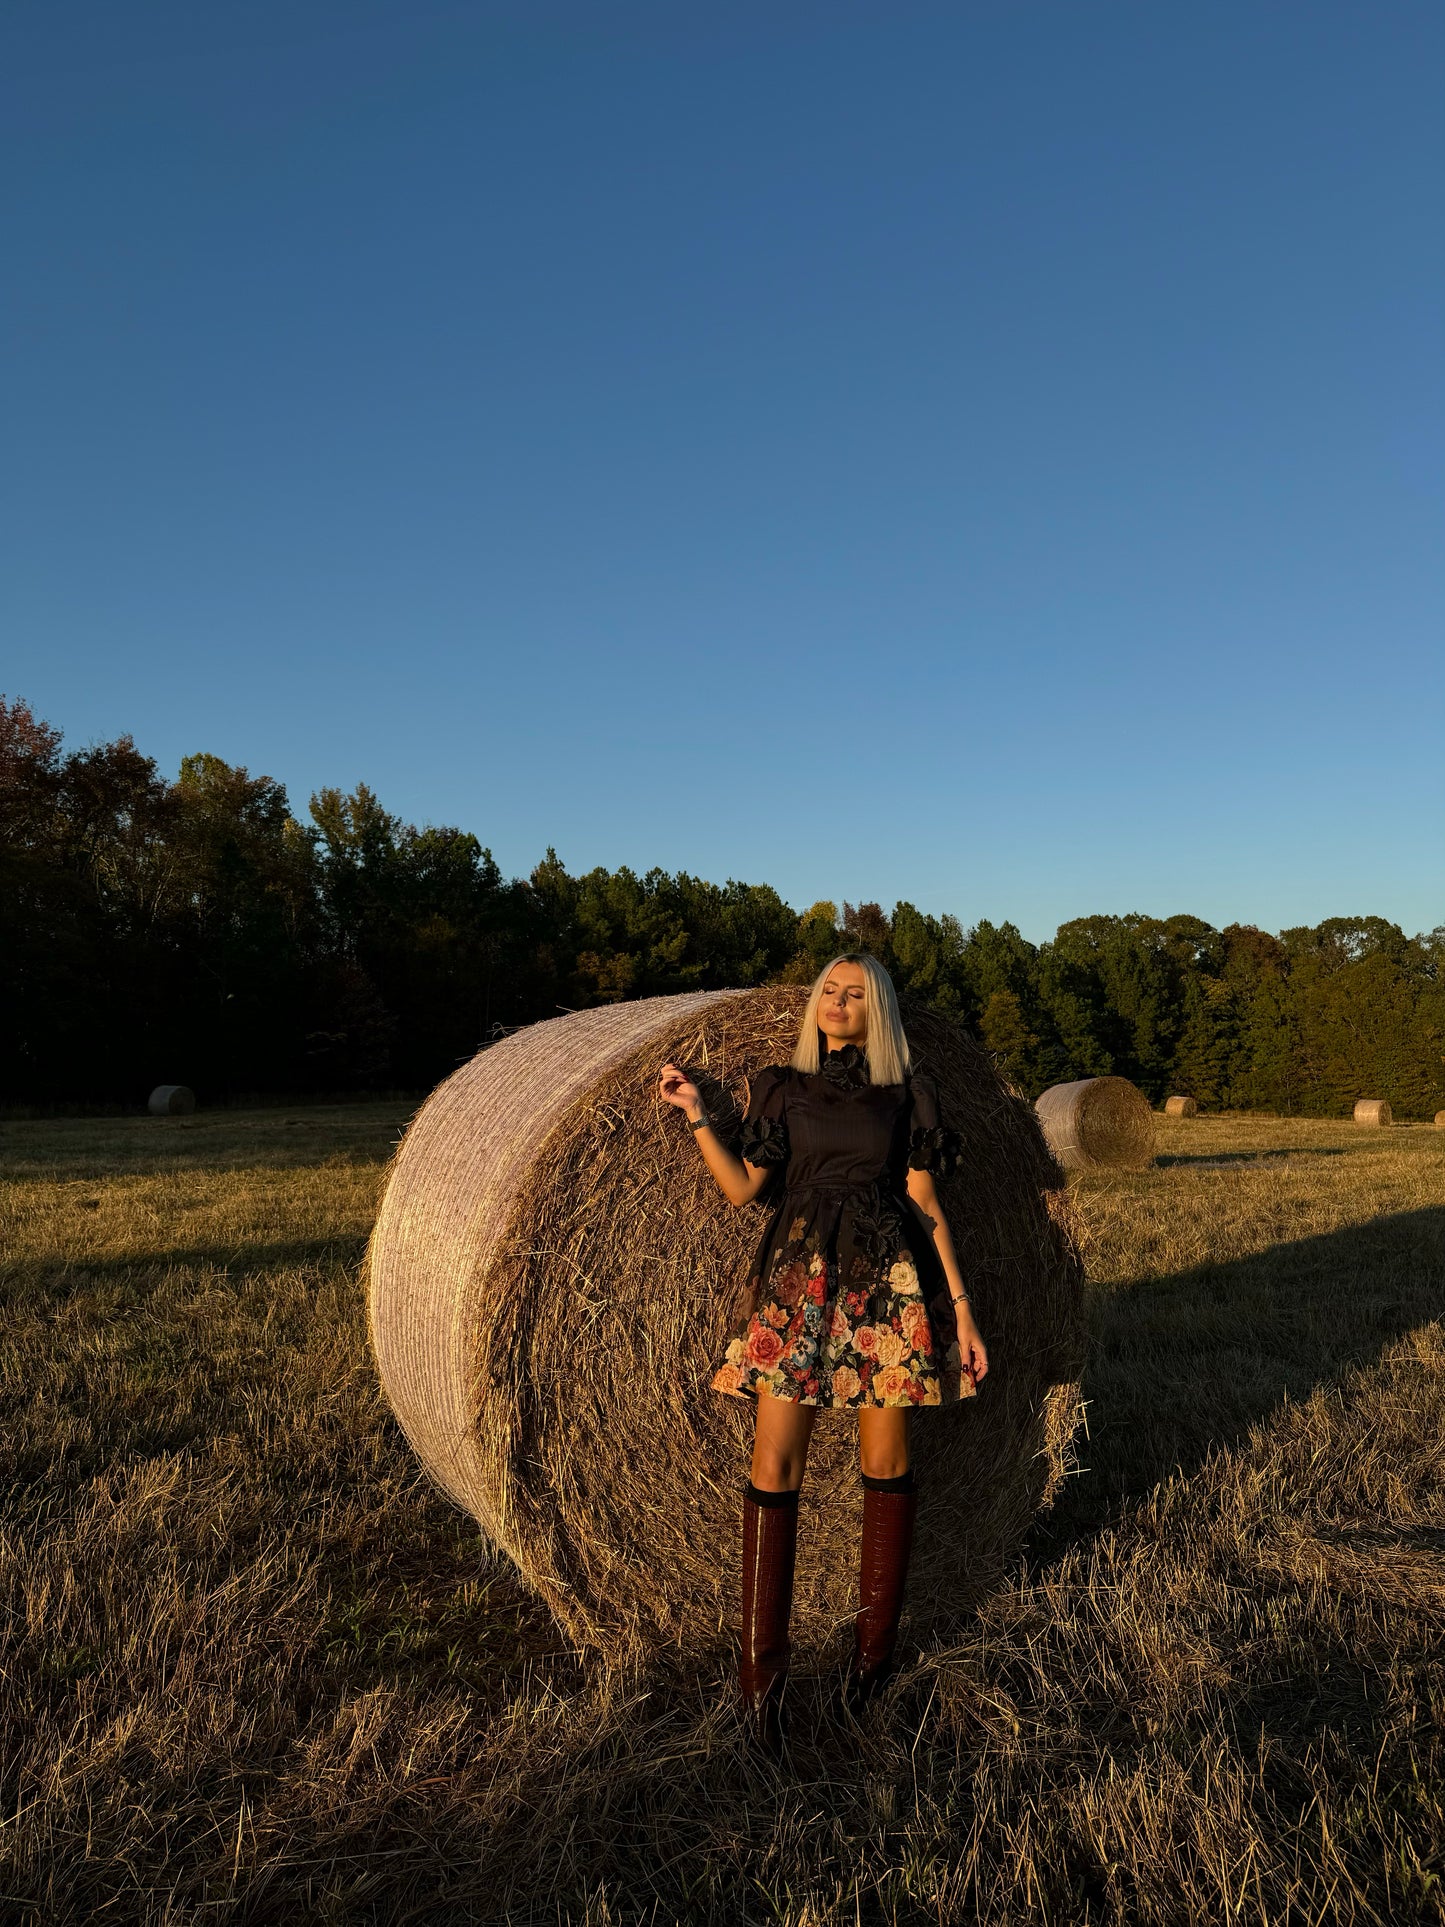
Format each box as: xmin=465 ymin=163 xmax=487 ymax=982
xmin=2 ymin=697 xmax=1440 ymax=1116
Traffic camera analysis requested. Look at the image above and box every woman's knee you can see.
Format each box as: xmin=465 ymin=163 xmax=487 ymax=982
xmin=857 ymin=1413 xmax=910 ymax=1481
xmin=751 ymin=1426 xmax=811 ymax=1490
xmin=750 ymin=1441 xmax=807 ymax=1492
xmin=751 ymin=1397 xmax=814 ymax=1491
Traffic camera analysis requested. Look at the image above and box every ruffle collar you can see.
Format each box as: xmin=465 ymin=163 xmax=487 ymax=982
xmin=818 ymin=1039 xmax=870 ymax=1090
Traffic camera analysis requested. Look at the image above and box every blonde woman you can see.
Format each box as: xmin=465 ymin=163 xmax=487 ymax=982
xmin=658 ymin=953 xmax=988 ymax=1748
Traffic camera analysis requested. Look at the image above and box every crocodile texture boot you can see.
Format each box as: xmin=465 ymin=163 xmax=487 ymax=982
xmin=739 ymin=1482 xmax=799 ymax=1754
xmin=849 ymin=1469 xmax=917 ymax=1709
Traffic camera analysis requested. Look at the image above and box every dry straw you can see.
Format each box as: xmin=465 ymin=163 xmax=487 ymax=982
xmin=1034 ymin=1076 xmax=1155 ymax=1171
xmin=1354 ymin=1099 xmax=1392 ymax=1127
xmin=367 ymin=986 xmax=1085 ymax=1662
xmin=1164 ymin=1095 xmax=1199 ymax=1118
xmin=148 ymin=1084 xmax=195 ymax=1116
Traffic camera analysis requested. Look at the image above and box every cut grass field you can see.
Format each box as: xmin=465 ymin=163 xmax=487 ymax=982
xmin=1 ymin=1104 xmax=1441 ymax=1924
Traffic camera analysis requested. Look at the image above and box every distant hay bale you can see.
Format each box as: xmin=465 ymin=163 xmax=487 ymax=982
xmin=1164 ymin=1095 xmax=1199 ymax=1118
xmin=366 ymin=987 xmax=1086 ymax=1661
xmin=148 ymin=1085 xmax=195 ymax=1116
xmin=1436 ymin=1112 xmax=1445 ymax=1129
xmin=1034 ymin=1076 xmax=1155 ymax=1171
xmin=1353 ymin=1099 xmax=1392 ymax=1128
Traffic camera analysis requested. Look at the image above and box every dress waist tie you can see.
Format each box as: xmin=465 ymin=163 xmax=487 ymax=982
xmin=762 ymin=1176 xmax=915 ymax=1270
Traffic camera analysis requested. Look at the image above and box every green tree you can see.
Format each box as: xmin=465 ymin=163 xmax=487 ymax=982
xmin=0 ymin=697 xmax=94 ymax=1101
xmin=1171 ymin=975 xmax=1237 ymax=1110
xmin=889 ymin=902 xmax=969 ymax=1013
xmin=1036 ymin=914 xmax=1217 ymax=1100
xmin=784 ymin=901 xmax=841 ymax=982
xmin=977 ymin=987 xmax=1045 ymax=1095
xmin=523 ymin=857 xmax=797 ymax=1011
xmin=5 ymin=693 xmax=1440 ymax=1116
xmin=162 ymin=754 xmax=319 ymax=1090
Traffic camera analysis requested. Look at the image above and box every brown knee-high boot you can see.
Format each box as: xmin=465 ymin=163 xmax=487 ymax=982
xmin=850 ymin=1469 xmax=917 ymax=1705
xmin=739 ymin=1481 xmax=799 ymax=1750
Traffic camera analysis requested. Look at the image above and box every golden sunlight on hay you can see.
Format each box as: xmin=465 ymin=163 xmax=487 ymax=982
xmin=366 ymin=988 xmax=1085 ymax=1658
xmin=1035 ymin=1076 xmax=1155 ymax=1171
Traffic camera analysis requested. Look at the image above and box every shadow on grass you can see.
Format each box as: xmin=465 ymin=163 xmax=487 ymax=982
xmin=1154 ymin=1147 xmax=1345 ymax=1168
xmin=269 ymin=1199 xmax=1445 ymax=1920
xmin=5 ymin=1196 xmax=1442 ymax=1921
xmin=1026 ymin=1204 xmax=1445 ymax=1567
xmin=1 ymin=1236 xmax=374 ymax=1303
xmin=0 ymin=1126 xmax=407 ymax=1184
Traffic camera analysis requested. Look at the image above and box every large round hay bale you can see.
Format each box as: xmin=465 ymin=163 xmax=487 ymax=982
xmin=1163 ymin=1094 xmax=1198 ymax=1118
xmin=1354 ymin=1098 xmax=1392 ymax=1127
xmin=1034 ymin=1076 xmax=1155 ymax=1171
xmin=148 ymin=1084 xmax=195 ymax=1116
xmin=366 ymin=986 xmax=1085 ymax=1661
xmin=1435 ymin=1111 xmax=1445 ymax=1129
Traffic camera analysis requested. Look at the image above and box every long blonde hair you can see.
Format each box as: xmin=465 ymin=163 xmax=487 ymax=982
xmin=790 ymin=952 xmax=911 ymax=1085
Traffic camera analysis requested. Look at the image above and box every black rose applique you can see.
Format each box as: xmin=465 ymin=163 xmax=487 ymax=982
xmin=907 ymin=1125 xmax=963 ymax=1180
xmin=819 ymin=1043 xmax=870 ymax=1091
xmin=739 ymin=1115 xmax=789 ymax=1167
xmin=850 ymin=1183 xmax=907 ymax=1265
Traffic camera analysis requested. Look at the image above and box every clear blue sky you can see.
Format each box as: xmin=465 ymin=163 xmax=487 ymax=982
xmin=4 ymin=2 xmax=1441 ymax=941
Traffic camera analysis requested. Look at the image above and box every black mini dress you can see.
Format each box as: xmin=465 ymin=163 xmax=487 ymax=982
xmin=710 ymin=1038 xmax=976 ymax=1410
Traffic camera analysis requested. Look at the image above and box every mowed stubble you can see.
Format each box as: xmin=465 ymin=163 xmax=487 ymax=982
xmin=1 ymin=1104 xmax=1441 ymax=1924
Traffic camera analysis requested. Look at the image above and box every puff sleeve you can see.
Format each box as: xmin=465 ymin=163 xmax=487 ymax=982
xmin=905 ymin=1071 xmax=962 ymax=1179
xmin=738 ymin=1065 xmax=790 ymax=1169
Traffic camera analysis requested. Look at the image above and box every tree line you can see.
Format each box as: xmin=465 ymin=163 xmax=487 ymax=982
xmin=3 ymin=696 xmax=1441 ymax=1117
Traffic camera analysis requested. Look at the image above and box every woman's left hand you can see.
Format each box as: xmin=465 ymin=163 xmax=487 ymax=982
xmin=954 ymin=1305 xmax=989 ymax=1387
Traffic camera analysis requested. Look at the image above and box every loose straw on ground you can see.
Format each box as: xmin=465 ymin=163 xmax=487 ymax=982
xmin=366 ymin=987 xmax=1086 ymax=1662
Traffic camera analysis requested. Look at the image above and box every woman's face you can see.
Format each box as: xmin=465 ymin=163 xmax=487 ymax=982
xmin=817 ymin=961 xmax=869 ymax=1048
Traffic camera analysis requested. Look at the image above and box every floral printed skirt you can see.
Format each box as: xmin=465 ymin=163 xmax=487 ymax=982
xmin=710 ymin=1193 xmax=977 ymax=1410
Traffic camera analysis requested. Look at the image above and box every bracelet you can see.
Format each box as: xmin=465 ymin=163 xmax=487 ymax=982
xmin=686 ymin=1113 xmax=712 ymax=1133
xmin=949 ymin=1291 xmax=970 ymax=1306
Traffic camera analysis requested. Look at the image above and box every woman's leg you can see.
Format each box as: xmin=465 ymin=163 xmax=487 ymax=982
xmin=739 ymin=1395 xmax=814 ymax=1750
xmin=752 ymin=1392 xmax=817 ymax=1491
xmin=851 ymin=1407 xmax=917 ymax=1703
xmin=857 ymin=1408 xmax=909 ymax=1480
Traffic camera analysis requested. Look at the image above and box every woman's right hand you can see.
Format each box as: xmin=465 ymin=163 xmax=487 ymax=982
xmin=659 ymin=1061 xmax=770 ymax=1207
xmin=658 ymin=1062 xmax=702 ymax=1115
